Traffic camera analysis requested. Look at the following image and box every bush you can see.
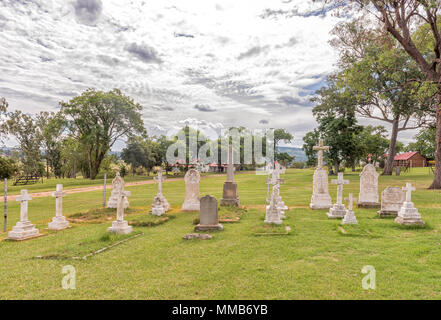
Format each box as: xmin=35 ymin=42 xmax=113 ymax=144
xmin=290 ymin=162 xmax=306 ymax=169
xmin=0 ymin=157 xmax=18 ymax=179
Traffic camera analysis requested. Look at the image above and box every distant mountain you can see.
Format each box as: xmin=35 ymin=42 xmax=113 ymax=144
xmin=277 ymin=146 xmax=307 ymax=162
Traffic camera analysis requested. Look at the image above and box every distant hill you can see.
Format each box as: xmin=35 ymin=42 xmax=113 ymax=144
xmin=277 ymin=147 xmax=307 ymax=162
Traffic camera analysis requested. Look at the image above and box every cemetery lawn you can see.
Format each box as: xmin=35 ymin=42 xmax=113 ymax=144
xmin=1 ymin=168 xmax=441 ymax=299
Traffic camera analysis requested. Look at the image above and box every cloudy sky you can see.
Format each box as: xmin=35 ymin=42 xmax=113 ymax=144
xmin=0 ymin=0 xmax=416 ymax=150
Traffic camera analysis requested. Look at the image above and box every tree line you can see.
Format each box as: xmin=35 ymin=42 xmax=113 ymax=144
xmin=0 ymin=91 xmax=295 ymax=180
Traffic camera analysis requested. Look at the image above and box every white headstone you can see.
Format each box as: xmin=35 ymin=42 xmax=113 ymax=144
xmin=151 ymin=195 xmax=166 ymax=216
xmin=48 ymin=184 xmax=70 ymax=230
xmin=152 ymin=171 xmax=170 ymax=212
xmin=182 ymin=169 xmax=201 ymax=211
xmin=377 ymin=187 xmax=405 ymax=217
xmin=342 ymin=193 xmax=358 ymax=225
xmin=310 ymin=140 xmax=332 ymax=209
xmin=108 ymin=190 xmax=133 ymax=234
xmin=8 ymin=190 xmax=39 ymax=240
xmin=107 ymin=172 xmax=129 ymax=209
xmin=394 ymin=183 xmax=425 ymax=226
xmin=358 ymin=164 xmax=380 ymax=208
xmin=327 ymin=172 xmax=349 ymax=219
xmin=265 ymin=185 xmax=283 ymax=225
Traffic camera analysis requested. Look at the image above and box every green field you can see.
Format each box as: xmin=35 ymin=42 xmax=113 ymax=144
xmin=1 ymin=168 xmax=441 ymax=299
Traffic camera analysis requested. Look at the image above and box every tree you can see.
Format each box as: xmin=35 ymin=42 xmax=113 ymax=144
xmin=406 ymin=126 xmax=436 ymax=159
xmin=37 ymin=111 xmax=66 ymax=178
xmin=324 ymin=0 xmax=441 ymax=187
xmin=303 ymin=130 xmax=320 ymax=167
xmin=6 ymin=111 xmax=43 ymax=175
xmin=121 ymin=136 xmax=161 ymax=175
xmin=0 ymin=157 xmax=18 ymax=179
xmin=277 ymin=152 xmax=295 ymax=167
xmin=0 ymin=97 xmax=8 ymax=143
xmin=331 ymin=19 xmax=431 ymax=175
xmin=274 ymin=129 xmax=293 ymax=161
xmin=311 ymin=77 xmax=363 ymax=172
xmin=357 ymin=125 xmax=390 ymax=164
xmin=61 ymin=89 xmax=146 ymax=179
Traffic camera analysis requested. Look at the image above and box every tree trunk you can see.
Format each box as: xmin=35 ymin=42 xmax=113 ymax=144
xmin=382 ymin=118 xmax=399 ymax=175
xmin=429 ymin=91 xmax=441 ymax=189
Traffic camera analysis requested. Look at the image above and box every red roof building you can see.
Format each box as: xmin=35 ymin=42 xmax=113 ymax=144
xmin=393 ymin=152 xmax=427 ymax=168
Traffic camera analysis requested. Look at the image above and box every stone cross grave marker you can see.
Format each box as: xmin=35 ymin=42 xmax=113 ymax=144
xmin=48 ymin=184 xmax=70 ymax=230
xmin=8 ymin=190 xmax=39 ymax=240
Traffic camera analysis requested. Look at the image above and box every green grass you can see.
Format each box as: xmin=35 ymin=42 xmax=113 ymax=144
xmin=1 ymin=167 xmax=441 ymax=299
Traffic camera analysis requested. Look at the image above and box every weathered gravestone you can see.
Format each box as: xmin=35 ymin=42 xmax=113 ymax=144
xmin=182 ymin=169 xmax=200 ymax=211
xmin=358 ymin=164 xmax=380 ymax=208
xmin=377 ymin=187 xmax=405 ymax=217
xmin=108 ymin=190 xmax=133 ymax=234
xmin=107 ymin=172 xmax=129 ymax=209
xmin=310 ymin=139 xmax=332 ymax=209
xmin=220 ymin=144 xmax=240 ymax=206
xmin=195 ymin=195 xmax=223 ymax=231
xmin=8 ymin=190 xmax=39 ymax=240
xmin=48 ymin=184 xmax=70 ymax=230
xmin=264 ymin=185 xmax=283 ymax=225
xmin=327 ymin=172 xmax=349 ymax=219
xmin=342 ymin=193 xmax=358 ymax=225
xmin=152 ymin=170 xmax=170 ymax=212
xmin=395 ymin=183 xmax=425 ymax=226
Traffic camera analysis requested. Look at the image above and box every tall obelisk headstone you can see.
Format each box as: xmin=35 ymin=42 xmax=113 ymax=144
xmin=48 ymin=184 xmax=70 ymax=230
xmin=220 ymin=144 xmax=240 ymax=206
xmin=310 ymin=139 xmax=332 ymax=209
xmin=8 ymin=190 xmax=39 ymax=240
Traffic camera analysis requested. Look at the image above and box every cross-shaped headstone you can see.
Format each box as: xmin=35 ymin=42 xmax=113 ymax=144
xmin=313 ymin=139 xmax=330 ymax=169
xmin=154 ymin=171 xmax=167 ymax=195
xmin=347 ymin=193 xmax=354 ymax=211
xmin=402 ymin=182 xmax=416 ymax=202
xmin=331 ymin=172 xmax=349 ymax=205
xmin=52 ymin=184 xmax=67 ymax=218
xmin=117 ymin=190 xmax=131 ymax=221
xmin=16 ymin=189 xmax=32 ymax=222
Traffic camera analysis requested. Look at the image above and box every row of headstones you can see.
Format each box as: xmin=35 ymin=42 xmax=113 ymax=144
xmin=105 ymin=143 xmax=241 ymax=233
xmin=8 ymin=185 xmax=69 ymax=240
xmin=310 ymin=139 xmax=424 ymax=226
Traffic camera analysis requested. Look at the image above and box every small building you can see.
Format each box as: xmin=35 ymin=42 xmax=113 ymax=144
xmin=393 ymin=152 xmax=427 ymax=168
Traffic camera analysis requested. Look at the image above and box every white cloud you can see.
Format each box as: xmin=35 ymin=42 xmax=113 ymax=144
xmin=0 ymin=0 xmax=347 ymax=148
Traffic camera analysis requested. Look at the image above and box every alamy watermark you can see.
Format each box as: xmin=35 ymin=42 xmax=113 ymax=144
xmin=164 ymin=128 xmax=275 ymax=168
xmin=361 ymin=265 xmax=376 ymax=290
xmin=62 ymin=265 xmax=76 ymax=290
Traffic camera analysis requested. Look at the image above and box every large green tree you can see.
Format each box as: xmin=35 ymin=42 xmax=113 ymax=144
xmin=323 ymin=0 xmax=441 ymax=187
xmin=406 ymin=126 xmax=436 ymax=159
xmin=37 ymin=111 xmax=66 ymax=178
xmin=332 ymin=19 xmax=431 ymax=175
xmin=6 ymin=111 xmax=44 ymax=175
xmin=61 ymin=89 xmax=146 ymax=179
xmin=311 ymin=77 xmax=363 ymax=172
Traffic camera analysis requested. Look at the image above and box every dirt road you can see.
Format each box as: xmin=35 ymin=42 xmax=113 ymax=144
xmin=1 ymin=174 xmax=222 ymax=202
